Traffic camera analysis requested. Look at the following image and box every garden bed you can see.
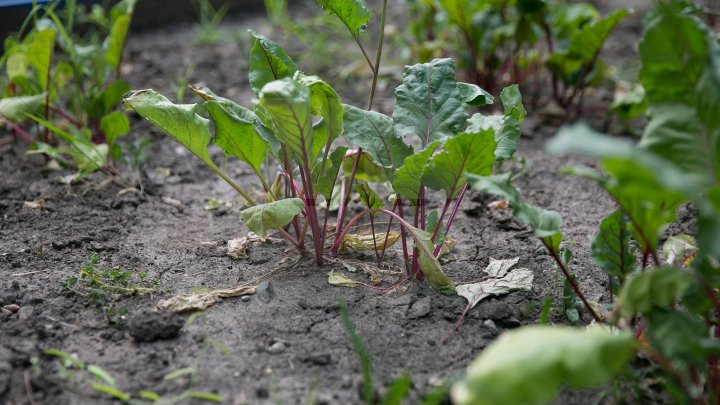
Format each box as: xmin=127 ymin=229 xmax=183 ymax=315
xmin=0 ymin=1 xmax=686 ymax=403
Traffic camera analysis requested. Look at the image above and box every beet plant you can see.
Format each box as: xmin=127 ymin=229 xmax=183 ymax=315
xmin=453 ymin=2 xmax=720 ymax=403
xmin=123 ymin=0 xmax=525 ymax=295
xmin=0 ymin=0 xmax=137 ymax=177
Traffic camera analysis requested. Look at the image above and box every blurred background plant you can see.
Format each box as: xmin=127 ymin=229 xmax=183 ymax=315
xmin=0 ymin=0 xmax=144 ymax=182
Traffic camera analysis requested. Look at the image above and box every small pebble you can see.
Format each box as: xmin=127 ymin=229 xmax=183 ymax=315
xmin=241 ymin=295 xmax=251 ymax=302
xmin=266 ymin=341 xmax=286 ymax=354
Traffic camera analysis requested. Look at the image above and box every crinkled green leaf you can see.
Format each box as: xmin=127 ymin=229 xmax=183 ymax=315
xmin=393 ymin=58 xmax=467 ymax=146
xmin=342 ymin=104 xmax=412 ymax=178
xmin=100 ymin=111 xmax=130 ymax=145
xmin=295 ymin=73 xmax=343 ymax=158
xmin=205 ymin=100 xmax=269 ymax=174
xmin=591 ymin=210 xmax=635 ymax=285
xmin=240 ymin=198 xmax=304 ymax=237
xmin=123 ymin=89 xmax=216 ymax=168
xmin=355 ymin=183 xmax=383 ymax=210
xmin=616 ymin=268 xmax=694 ymax=318
xmin=259 ymin=78 xmax=313 ymax=159
xmin=391 ymin=142 xmax=440 ymax=205
xmin=499 ymin=84 xmax=526 ymax=123
xmin=423 ymin=130 xmax=496 ymax=199
xmin=451 ymin=326 xmax=635 ymax=405
xmin=317 ymin=0 xmax=370 ymax=36
xmin=248 ymin=30 xmax=299 ymax=94
xmin=0 ymin=93 xmax=46 ymax=122
xmin=457 ymin=82 xmax=494 ymax=107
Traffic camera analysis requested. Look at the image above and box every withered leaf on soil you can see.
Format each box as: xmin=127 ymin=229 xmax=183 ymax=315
xmin=157 ymin=285 xmax=256 ymax=312
xmin=456 ymin=257 xmax=533 ymax=312
xmin=327 ymin=271 xmax=363 ymax=288
xmin=227 ymin=233 xmax=276 ymax=260
xmin=341 ymin=231 xmax=400 ymax=252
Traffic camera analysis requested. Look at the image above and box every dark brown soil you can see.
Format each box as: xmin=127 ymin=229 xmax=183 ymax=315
xmin=1 ymin=2 xmax=675 ymax=404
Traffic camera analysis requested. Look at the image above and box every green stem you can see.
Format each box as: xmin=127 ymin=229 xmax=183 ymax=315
xmin=367 ymin=0 xmax=388 ymax=110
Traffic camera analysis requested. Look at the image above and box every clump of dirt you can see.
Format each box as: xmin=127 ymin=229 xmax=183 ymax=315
xmin=128 ymin=310 xmax=185 ymax=342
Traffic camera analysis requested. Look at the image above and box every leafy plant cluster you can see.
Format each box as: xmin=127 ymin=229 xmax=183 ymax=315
xmin=123 ymin=0 xmax=525 ymax=295
xmin=451 ymin=1 xmax=720 ymax=403
xmin=405 ymin=0 xmax=627 ymax=109
xmin=0 ymin=0 xmax=140 ymax=177
xmin=63 ymin=253 xmax=159 ymax=324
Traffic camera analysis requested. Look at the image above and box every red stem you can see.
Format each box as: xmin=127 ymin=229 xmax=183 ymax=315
xmin=433 ymin=184 xmax=469 ymax=257
xmin=331 ymin=148 xmax=363 ymax=255
xmin=1 ymin=119 xmax=34 ymax=143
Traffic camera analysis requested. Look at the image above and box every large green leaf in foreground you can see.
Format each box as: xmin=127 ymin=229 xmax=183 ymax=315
xmin=0 ymin=94 xmax=46 ymax=122
xmin=638 ymin=7 xmax=720 ymax=187
xmin=240 ymin=198 xmax=304 ymax=237
xmin=451 ymin=326 xmax=635 ymax=405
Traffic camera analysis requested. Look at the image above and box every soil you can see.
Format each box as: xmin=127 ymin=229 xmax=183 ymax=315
xmin=0 ymin=1 xmax=679 ymax=404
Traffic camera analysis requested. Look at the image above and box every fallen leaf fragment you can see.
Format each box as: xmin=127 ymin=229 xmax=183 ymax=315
xmin=227 ymin=233 xmax=275 ymax=260
xmin=487 ymin=199 xmax=509 ymax=210
xmin=341 ymin=231 xmax=400 ymax=252
xmin=157 ymin=285 xmax=256 ymax=312
xmin=447 ymin=258 xmax=533 ymax=341
xmin=23 ymin=200 xmax=45 ymax=209
xmin=328 ymin=271 xmax=362 ymax=288
xmin=161 ymin=196 xmax=183 ymax=208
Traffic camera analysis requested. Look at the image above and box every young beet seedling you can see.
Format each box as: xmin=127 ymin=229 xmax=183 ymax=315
xmin=123 ymin=0 xmax=526 ymax=296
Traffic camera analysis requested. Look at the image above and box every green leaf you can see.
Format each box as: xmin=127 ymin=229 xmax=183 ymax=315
xmin=258 ymin=78 xmax=313 ymax=159
xmin=468 ymin=173 xmax=563 ymax=239
xmin=204 ymin=100 xmax=269 ymax=175
xmin=91 ymin=383 xmax=130 ymax=401
xmin=591 ymin=210 xmax=635 ymax=286
xmin=104 ymin=14 xmax=131 ymax=72
xmin=317 ymin=0 xmax=370 ymax=36
xmin=163 ymin=367 xmax=196 ymax=381
xmin=27 ymin=28 xmax=56 ymax=89
xmin=87 ymin=365 xmax=116 ymax=386
xmin=139 ymin=391 xmax=161 ymax=401
xmin=457 ymin=82 xmax=494 ymax=107
xmin=295 ymin=73 xmax=343 ymax=158
xmin=0 ymin=93 xmax=45 ymax=122
xmin=616 ymin=268 xmax=694 ymax=318
xmin=87 ymin=81 xmax=132 ymax=119
xmin=393 ymin=58 xmax=467 ymax=146
xmin=423 ymin=130 xmax=496 ymax=199
xmin=44 ymin=348 xmax=85 ymax=369
xmin=414 ymin=227 xmax=455 ymax=294
xmin=186 ymin=391 xmax=224 ymax=402
xmin=646 ymin=309 xmax=710 ymax=367
xmin=437 ymin=0 xmax=479 ymax=32
xmin=355 ymin=183 xmax=383 ymax=210
xmin=248 ymin=30 xmax=299 ymax=94
xmin=341 ymin=151 xmax=389 ymax=183
xmin=499 ymin=84 xmax=526 ymax=123
xmin=662 ymin=235 xmax=698 ymax=267
xmin=392 ymin=142 xmax=440 ymax=205
xmin=639 ymin=7 xmax=720 ymax=185
xmin=123 ymin=89 xmax=216 ymax=168
xmin=342 ymin=104 xmax=412 ymax=177
xmin=240 ymin=198 xmax=304 ymax=237
xmin=314 ymin=146 xmax=348 ymax=201
xmin=382 ymin=374 xmax=412 ymax=405
xmin=100 ymin=111 xmax=130 ymax=145
xmin=451 ymin=326 xmax=635 ymax=405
